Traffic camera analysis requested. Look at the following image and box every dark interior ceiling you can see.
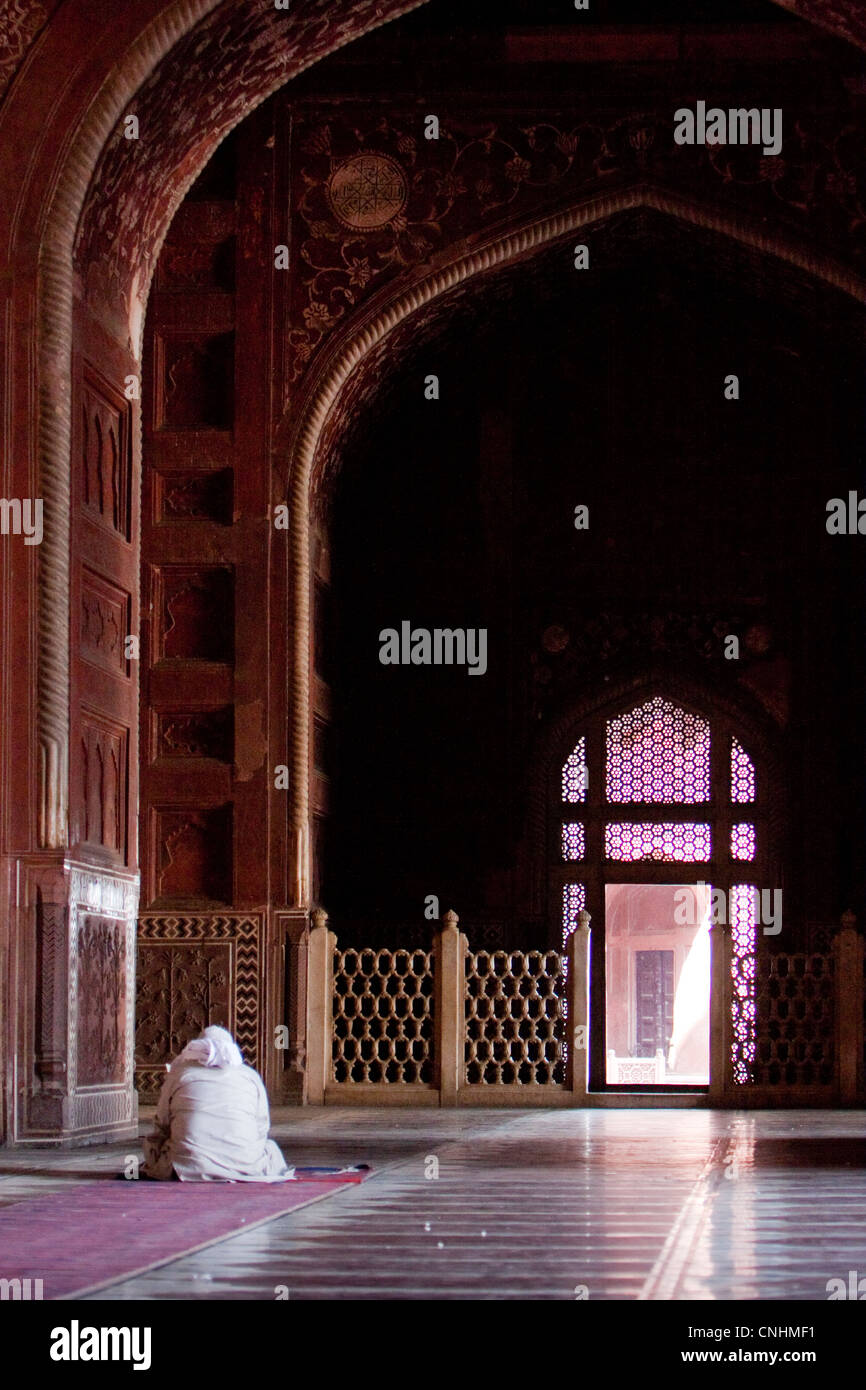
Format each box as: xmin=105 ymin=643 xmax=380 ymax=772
xmin=319 ymin=206 xmax=865 ymax=514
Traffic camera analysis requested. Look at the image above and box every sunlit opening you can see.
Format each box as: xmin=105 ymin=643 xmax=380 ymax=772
xmin=605 ymin=883 xmax=710 ymax=1086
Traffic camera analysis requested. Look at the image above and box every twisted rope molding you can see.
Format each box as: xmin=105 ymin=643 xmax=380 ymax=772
xmin=33 ymin=0 xmax=428 ymax=848
xmin=36 ymin=0 xmax=220 ymax=848
xmin=286 ymin=183 xmax=866 ymax=898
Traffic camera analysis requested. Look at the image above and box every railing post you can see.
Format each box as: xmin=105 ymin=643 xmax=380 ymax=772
xmin=567 ymin=909 xmax=591 ymax=1102
xmin=834 ymin=911 xmax=862 ymax=1104
xmin=709 ymin=918 xmax=730 ymax=1102
xmin=434 ymin=909 xmax=465 ymax=1104
xmin=305 ymin=907 xmax=334 ymax=1106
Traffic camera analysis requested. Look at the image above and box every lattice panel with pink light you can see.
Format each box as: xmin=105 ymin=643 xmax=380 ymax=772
xmin=754 ymin=953 xmax=835 ymax=1086
xmin=730 ymin=886 xmax=757 ymax=1084
xmin=465 ymin=950 xmax=566 ymax=1085
xmin=561 ymin=882 xmax=586 ymax=947
xmin=731 ymin=823 xmax=756 ymax=860
xmin=606 ymin=698 xmax=710 ymax=803
xmin=605 ymin=821 xmax=711 ymax=862
xmin=561 ymin=822 xmax=585 ymax=860
xmin=332 ymin=947 xmax=434 ymax=1083
xmin=562 ymin=738 xmax=587 ymax=803
xmin=731 ymin=739 xmax=756 ymax=802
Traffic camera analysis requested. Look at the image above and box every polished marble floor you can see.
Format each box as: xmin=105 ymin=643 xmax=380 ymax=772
xmin=2 ymin=1108 xmax=865 ymax=1300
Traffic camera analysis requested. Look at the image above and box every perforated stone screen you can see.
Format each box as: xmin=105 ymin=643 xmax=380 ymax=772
xmin=606 ymin=697 xmax=710 ymax=804
xmin=332 ymin=946 xmax=434 ymax=1083
xmin=731 ymin=738 xmax=756 ymax=803
xmin=562 ymin=737 xmax=587 ymax=804
xmin=604 ymin=821 xmax=711 ymax=861
xmin=755 ymin=953 xmax=835 ymax=1086
xmin=731 ymin=885 xmax=757 ymax=1084
xmin=561 ymin=882 xmax=586 ymax=948
xmin=561 ymin=821 xmax=585 ymax=860
xmin=465 ymin=949 xmax=566 ymax=1086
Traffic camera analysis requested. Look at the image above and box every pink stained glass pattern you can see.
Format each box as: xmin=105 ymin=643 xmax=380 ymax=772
xmin=562 ymin=738 xmax=587 ymax=804
xmin=731 ymin=739 xmax=756 ymax=803
xmin=605 ymin=822 xmax=711 ymax=862
xmin=561 ymin=882 xmax=586 ymax=947
xmin=731 ymin=822 xmax=756 ymax=861
xmin=606 ymin=697 xmax=710 ymax=804
xmin=561 ymin=822 xmax=585 ymax=861
xmin=730 ymin=884 xmax=757 ymax=1083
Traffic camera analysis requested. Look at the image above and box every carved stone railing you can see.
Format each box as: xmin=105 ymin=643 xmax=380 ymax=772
xmin=306 ymin=909 xmax=591 ymax=1105
xmin=304 ymin=909 xmax=864 ymax=1106
xmin=737 ymin=919 xmax=862 ymax=1101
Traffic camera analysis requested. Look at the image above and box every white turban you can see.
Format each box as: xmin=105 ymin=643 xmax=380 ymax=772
xmin=172 ymin=1025 xmax=244 ymax=1071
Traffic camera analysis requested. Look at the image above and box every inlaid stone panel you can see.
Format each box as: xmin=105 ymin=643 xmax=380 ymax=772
xmin=76 ymin=915 xmax=127 ymax=1087
xmin=136 ymin=914 xmax=261 ymax=1100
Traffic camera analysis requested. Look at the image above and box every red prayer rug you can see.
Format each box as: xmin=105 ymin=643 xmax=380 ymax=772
xmin=0 ymin=1172 xmax=368 ymax=1299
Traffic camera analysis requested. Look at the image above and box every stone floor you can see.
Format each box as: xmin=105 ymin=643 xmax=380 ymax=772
xmin=2 ymin=1107 xmax=865 ymax=1300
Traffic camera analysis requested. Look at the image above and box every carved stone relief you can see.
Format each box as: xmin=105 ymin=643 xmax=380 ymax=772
xmin=136 ymin=913 xmax=261 ymax=1099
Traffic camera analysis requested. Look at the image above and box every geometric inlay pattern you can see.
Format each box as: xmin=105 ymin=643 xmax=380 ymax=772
xmin=326 ymin=154 xmax=409 ymax=230
xmin=332 ymin=947 xmax=434 ymax=1083
xmin=465 ymin=950 xmax=565 ymax=1086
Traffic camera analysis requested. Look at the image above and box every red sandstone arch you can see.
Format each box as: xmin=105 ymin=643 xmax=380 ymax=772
xmin=281 ymin=184 xmax=864 ymax=894
xmin=0 ymin=0 xmax=860 ymax=852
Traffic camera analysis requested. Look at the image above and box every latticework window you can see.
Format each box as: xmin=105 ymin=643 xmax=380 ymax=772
xmin=562 ymin=738 xmax=587 ymax=803
xmin=730 ymin=885 xmax=757 ymax=1083
xmin=561 ymin=822 xmax=585 ymax=861
xmin=606 ymin=697 xmax=710 ymax=804
xmin=557 ymin=697 xmax=765 ymax=1087
xmin=731 ymin=738 xmax=756 ymax=803
xmin=561 ymin=882 xmax=586 ymax=947
xmin=605 ymin=821 xmax=711 ymax=862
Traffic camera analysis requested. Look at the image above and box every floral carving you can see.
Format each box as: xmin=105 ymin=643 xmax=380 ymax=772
xmin=0 ymin=0 xmax=54 ymax=108
xmin=285 ymin=103 xmax=866 ymax=386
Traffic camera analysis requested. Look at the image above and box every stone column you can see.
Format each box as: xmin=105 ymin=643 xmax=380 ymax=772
xmin=277 ymin=910 xmax=310 ymax=1104
xmin=567 ymin=909 xmax=591 ymax=1102
xmin=434 ymin=910 xmax=465 ymax=1104
xmin=834 ymin=911 xmax=862 ymax=1103
xmin=305 ymin=908 xmax=334 ymax=1105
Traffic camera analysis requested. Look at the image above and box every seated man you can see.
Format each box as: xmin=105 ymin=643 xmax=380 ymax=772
xmin=142 ymin=1025 xmax=294 ymax=1182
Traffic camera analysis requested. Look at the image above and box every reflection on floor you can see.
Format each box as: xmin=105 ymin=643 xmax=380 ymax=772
xmin=1 ymin=1108 xmax=865 ymax=1300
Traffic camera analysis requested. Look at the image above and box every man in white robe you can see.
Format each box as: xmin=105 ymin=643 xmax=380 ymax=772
xmin=142 ymin=1026 xmax=294 ymax=1182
